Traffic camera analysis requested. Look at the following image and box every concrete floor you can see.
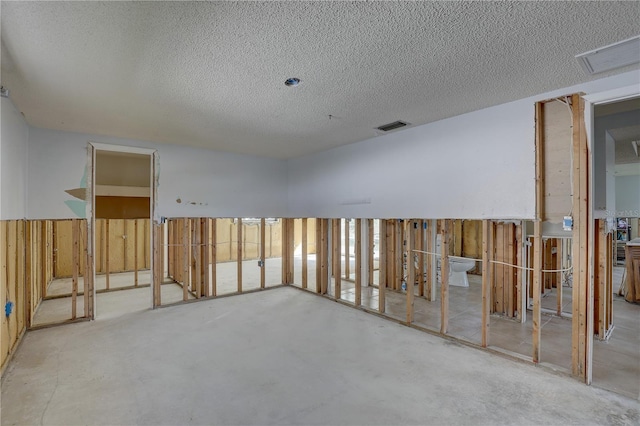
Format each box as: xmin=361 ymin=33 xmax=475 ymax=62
xmin=2 ymin=287 xmax=639 ymax=425
xmin=29 ymin=257 xmax=639 ymax=400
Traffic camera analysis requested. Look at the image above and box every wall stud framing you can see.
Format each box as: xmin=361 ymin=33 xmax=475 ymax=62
xmin=237 ymin=218 xmax=243 ymax=293
xmin=481 ymin=220 xmax=491 ymax=347
xmin=211 ymin=218 xmax=217 ymax=297
xmin=333 ymin=219 xmax=342 ymax=299
xmin=261 ymin=218 xmax=266 ymax=289
xmin=367 ymin=219 xmax=374 ymax=286
xmin=379 ymin=219 xmax=387 ymax=313
xmin=301 ymin=218 xmax=307 ymax=289
xmin=440 ymin=219 xmax=450 ymax=334
xmin=406 ymin=220 xmax=415 ymax=324
xmin=355 ymin=218 xmax=362 ymax=307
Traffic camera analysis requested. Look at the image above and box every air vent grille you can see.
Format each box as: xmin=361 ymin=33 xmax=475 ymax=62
xmin=376 ymin=120 xmax=409 ymax=132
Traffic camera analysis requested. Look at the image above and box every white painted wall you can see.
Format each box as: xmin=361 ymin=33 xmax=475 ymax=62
xmin=615 ymin=175 xmax=640 ymax=217
xmin=287 ymin=70 xmax=640 ymax=219
xmin=1 ymin=97 xmax=28 ymax=220
xmin=26 ymin=127 xmax=288 ymax=219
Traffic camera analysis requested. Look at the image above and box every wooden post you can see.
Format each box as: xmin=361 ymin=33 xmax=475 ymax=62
xmin=426 ymin=220 xmax=435 ymax=301
xmin=134 ymin=219 xmax=139 ymax=286
xmin=533 ymin=223 xmax=542 ymax=363
xmin=204 ymin=219 xmax=210 ymax=297
xmin=533 ymin=100 xmax=545 ymax=363
xmin=211 ymin=218 xmax=217 ymax=297
xmin=72 ymin=219 xmax=79 ymax=319
xmin=379 ymin=219 xmax=386 ymax=313
xmin=441 ymin=219 xmax=450 ymax=334
xmin=193 ymin=219 xmax=201 ymax=298
xmin=516 ymin=223 xmax=523 ymax=321
xmin=261 ymin=218 xmax=266 ymax=289
xmin=237 ymin=218 xmax=243 ymax=293
xmin=571 ymin=93 xmax=590 ymax=381
xmin=302 ymin=218 xmax=307 ymax=289
xmin=417 ymin=220 xmax=424 ymax=297
xmin=368 ymin=219 xmax=374 ymax=286
xmin=344 ymin=219 xmax=350 ymax=280
xmin=321 ymin=219 xmax=329 ymax=294
xmin=182 ymin=219 xmax=189 ymax=301
xmin=105 ymin=219 xmax=110 ymax=290
xmin=557 ymin=238 xmax=563 ymax=317
xmin=355 ymin=219 xmax=362 ymax=307
xmin=406 ymin=220 xmax=415 ymax=324
xmin=316 ymin=219 xmax=322 ymax=293
xmin=395 ymin=221 xmax=402 ymax=291
xmin=333 ymin=219 xmax=341 ymax=299
xmin=481 ymin=220 xmax=491 ymax=347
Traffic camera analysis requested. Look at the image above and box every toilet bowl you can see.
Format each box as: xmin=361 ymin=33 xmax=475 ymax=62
xmin=449 ymin=258 xmax=476 ymax=287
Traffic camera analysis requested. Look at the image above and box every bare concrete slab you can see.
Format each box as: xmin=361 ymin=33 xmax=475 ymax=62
xmin=2 ymin=287 xmax=638 ymax=425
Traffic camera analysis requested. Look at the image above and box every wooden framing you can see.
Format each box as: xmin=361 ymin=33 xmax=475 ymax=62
xmin=378 ymin=219 xmax=386 ymax=313
xmin=316 ymin=219 xmax=322 ymax=293
xmin=571 ymin=93 xmax=590 ymax=380
xmin=440 ymin=219 xmax=450 ymax=334
xmin=301 ymin=218 xmax=307 ymax=289
xmin=481 ymin=220 xmax=491 ymax=347
xmin=105 ymin=219 xmax=110 ymax=290
xmin=344 ymin=219 xmax=350 ymax=280
xmin=333 ymin=219 xmax=342 ymax=299
xmin=237 ymin=217 xmax=243 ymax=293
xmin=320 ymin=219 xmax=329 ymax=294
xmin=406 ymin=220 xmax=415 ymax=324
xmin=416 ymin=220 xmax=424 ymax=297
xmin=182 ymin=219 xmax=189 ymax=301
xmin=594 ymin=219 xmax=613 ymax=338
xmin=355 ymin=219 xmax=362 ymax=307
xmin=71 ymin=219 xmax=79 ymax=319
xmin=367 ymin=219 xmax=374 ymax=286
xmin=211 ymin=218 xmax=217 ymax=297
xmin=425 ymin=220 xmax=434 ymax=301
xmin=261 ymin=218 xmax=267 ymax=289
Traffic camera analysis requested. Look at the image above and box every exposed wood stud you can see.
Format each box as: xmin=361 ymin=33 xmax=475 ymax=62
xmin=379 ymin=219 xmax=386 ymax=313
xmin=71 ymin=219 xmax=79 ymax=319
xmin=301 ymin=218 xmax=307 ymax=289
xmin=481 ymin=220 xmax=491 ymax=347
xmin=316 ymin=219 xmax=322 ymax=293
xmin=367 ymin=219 xmax=374 ymax=286
xmin=105 ymin=219 xmax=110 ymax=290
xmin=261 ymin=218 xmax=266 ymax=289
xmin=355 ymin=218 xmax=362 ymax=307
xmin=440 ymin=219 xmax=450 ymax=334
xmin=182 ymin=219 xmax=189 ymax=301
xmin=211 ymin=218 xmax=217 ymax=297
xmin=333 ymin=219 xmax=342 ymax=299
xmin=344 ymin=219 xmax=350 ymax=280
xmin=237 ymin=218 xmax=243 ymax=293
xmin=406 ymin=219 xmax=415 ymax=324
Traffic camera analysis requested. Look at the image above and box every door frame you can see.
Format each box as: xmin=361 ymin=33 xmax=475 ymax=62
xmin=86 ymin=142 xmax=158 ymax=318
xmin=582 ymin=84 xmax=640 ymax=385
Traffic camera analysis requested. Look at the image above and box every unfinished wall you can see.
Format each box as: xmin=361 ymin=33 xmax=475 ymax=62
xmin=26 ymin=127 xmax=288 ymax=220
xmin=1 ymin=97 xmax=28 ymax=220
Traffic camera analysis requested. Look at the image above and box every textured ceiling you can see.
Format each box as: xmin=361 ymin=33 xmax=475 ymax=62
xmin=2 ymin=1 xmax=640 ymax=159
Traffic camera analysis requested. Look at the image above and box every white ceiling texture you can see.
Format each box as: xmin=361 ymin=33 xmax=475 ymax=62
xmin=1 ymin=1 xmax=640 ymax=159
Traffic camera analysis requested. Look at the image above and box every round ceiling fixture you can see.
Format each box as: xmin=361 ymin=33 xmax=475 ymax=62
xmin=284 ymin=77 xmax=301 ymax=87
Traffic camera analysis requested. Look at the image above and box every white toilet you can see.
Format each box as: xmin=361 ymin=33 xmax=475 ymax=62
xmin=449 ymin=258 xmax=476 ymax=287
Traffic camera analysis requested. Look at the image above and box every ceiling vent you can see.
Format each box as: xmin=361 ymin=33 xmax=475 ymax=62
xmin=576 ymin=36 xmax=640 ymax=75
xmin=376 ymin=120 xmax=409 ymax=132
